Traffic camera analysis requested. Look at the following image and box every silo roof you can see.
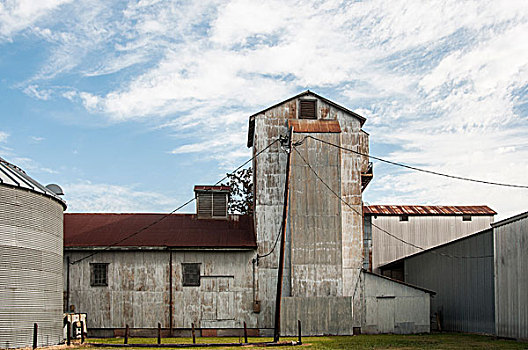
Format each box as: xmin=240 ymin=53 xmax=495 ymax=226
xmin=0 ymin=156 xmax=66 ymax=208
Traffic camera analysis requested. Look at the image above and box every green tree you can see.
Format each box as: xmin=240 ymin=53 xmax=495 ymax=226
xmin=222 ymin=167 xmax=253 ymax=215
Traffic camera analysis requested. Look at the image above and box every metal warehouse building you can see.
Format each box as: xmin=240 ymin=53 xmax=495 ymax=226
xmin=380 ymin=211 xmax=528 ymax=340
xmin=0 ymin=157 xmax=66 ymax=349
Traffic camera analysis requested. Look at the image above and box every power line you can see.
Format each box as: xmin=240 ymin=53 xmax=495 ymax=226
xmin=294 ymin=135 xmax=528 ymax=189
xmin=70 ymin=138 xmax=281 ymax=265
xmin=292 ymin=144 xmax=493 ymax=260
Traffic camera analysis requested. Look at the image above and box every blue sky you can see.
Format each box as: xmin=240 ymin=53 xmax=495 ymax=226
xmin=0 ymin=0 xmax=527 ymax=219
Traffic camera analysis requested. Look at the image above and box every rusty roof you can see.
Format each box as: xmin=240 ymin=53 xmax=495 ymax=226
xmin=288 ymin=119 xmax=341 ymax=133
xmin=364 ymin=205 xmax=496 ymax=216
xmin=64 ymin=213 xmax=256 ymax=249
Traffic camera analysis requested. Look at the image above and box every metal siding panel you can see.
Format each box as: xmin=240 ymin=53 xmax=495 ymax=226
xmin=404 ymin=230 xmax=494 ymax=334
xmin=495 ymin=216 xmax=528 ymax=340
xmin=0 ymin=186 xmax=64 ymax=349
xmin=372 ymin=215 xmax=493 ymax=272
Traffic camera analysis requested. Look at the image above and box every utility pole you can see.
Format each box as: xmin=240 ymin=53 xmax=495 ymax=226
xmin=273 ymin=127 xmax=293 ymax=343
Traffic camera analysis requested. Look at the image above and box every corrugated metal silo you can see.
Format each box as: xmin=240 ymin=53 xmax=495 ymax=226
xmin=0 ymin=157 xmax=66 ymax=348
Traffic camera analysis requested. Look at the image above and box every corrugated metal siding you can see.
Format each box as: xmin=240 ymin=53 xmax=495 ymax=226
xmin=0 ymin=186 xmax=64 ymax=349
xmin=0 ymin=157 xmax=66 ymax=209
xmin=494 ymin=214 xmax=528 ymax=340
xmin=371 ymin=215 xmax=494 ymax=272
xmin=251 ymin=93 xmax=368 ymax=333
xmin=403 ymin=229 xmax=494 ymax=334
xmin=65 ymin=250 xmax=255 ymax=329
xmin=364 ymin=205 xmax=496 ymax=216
xmin=289 ymin=132 xmax=343 ymax=297
xmin=361 ymin=271 xmax=430 ymax=334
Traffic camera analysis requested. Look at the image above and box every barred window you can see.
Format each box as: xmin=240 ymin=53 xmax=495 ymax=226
xmin=90 ymin=263 xmax=108 ymax=287
xmin=182 ymin=263 xmax=201 ymax=287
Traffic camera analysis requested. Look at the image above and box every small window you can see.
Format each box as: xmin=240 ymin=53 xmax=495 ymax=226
xmin=462 ymin=215 xmax=472 ymax=221
xmin=299 ymin=100 xmax=316 ymax=119
xmin=399 ymin=215 xmax=409 ymax=222
xmin=182 ymin=263 xmax=201 ymax=287
xmin=90 ymin=263 xmax=108 ymax=287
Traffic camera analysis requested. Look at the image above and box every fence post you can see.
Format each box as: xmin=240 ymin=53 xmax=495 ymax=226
xmin=191 ymin=323 xmax=196 ymax=344
xmin=243 ymin=322 xmax=248 ymax=343
xmin=80 ymin=321 xmax=85 ymax=344
xmin=297 ymin=320 xmax=302 ymax=345
xmin=66 ymin=321 xmax=71 ymax=346
xmin=124 ymin=324 xmax=129 ymax=344
xmin=32 ymin=323 xmax=38 ymax=349
xmin=157 ymin=323 xmax=161 ymax=345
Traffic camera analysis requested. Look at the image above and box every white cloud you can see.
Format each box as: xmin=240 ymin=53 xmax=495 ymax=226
xmin=0 ymin=0 xmax=72 ymax=40
xmin=63 ymin=180 xmax=182 ymax=213
xmin=30 ymin=136 xmax=45 ymax=143
xmin=0 ymin=131 xmax=8 ymax=143
xmin=6 ymin=0 xmax=528 ymax=217
xmin=23 ymin=85 xmax=53 ymax=100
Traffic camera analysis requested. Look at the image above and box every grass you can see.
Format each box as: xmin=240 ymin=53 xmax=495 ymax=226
xmin=81 ymin=333 xmax=527 ymax=349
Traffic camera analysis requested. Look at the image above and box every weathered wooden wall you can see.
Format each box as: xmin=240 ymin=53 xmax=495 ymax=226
xmin=370 ymin=215 xmax=494 ymax=272
xmin=64 ymin=249 xmax=256 ymax=330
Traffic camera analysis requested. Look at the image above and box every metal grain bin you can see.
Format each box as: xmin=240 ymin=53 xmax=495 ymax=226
xmin=0 ymin=157 xmax=66 ymax=348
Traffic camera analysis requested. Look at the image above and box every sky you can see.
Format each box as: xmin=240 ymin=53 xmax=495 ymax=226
xmin=0 ymin=0 xmax=527 ymax=220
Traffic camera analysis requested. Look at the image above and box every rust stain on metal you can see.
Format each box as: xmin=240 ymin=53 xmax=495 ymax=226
xmin=321 ymin=106 xmax=330 ymax=119
xmin=287 ymin=120 xmax=341 ymax=133
xmin=364 ymin=205 xmax=496 ymax=216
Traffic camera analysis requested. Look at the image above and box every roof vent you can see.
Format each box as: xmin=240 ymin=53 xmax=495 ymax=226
xmin=46 ymin=184 xmax=64 ymax=195
xmin=194 ymin=186 xmax=230 ymax=219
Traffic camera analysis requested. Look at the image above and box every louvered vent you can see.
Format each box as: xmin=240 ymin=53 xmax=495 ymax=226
xmin=194 ymin=186 xmax=229 ymax=219
xmin=299 ymin=99 xmax=316 ymax=119
xmin=213 ymin=192 xmax=227 ymax=217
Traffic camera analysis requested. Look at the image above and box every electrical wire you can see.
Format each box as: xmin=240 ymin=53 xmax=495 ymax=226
xmin=292 ymin=144 xmax=494 ymax=260
xmin=294 ymin=135 xmax=528 ymax=189
xmin=70 ymin=138 xmax=281 ymax=265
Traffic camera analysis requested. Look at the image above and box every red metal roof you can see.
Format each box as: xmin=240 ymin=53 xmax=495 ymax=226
xmin=288 ymin=120 xmax=341 ymax=133
xmin=363 ymin=205 xmax=496 ymax=216
xmin=64 ymin=213 xmax=256 ymax=248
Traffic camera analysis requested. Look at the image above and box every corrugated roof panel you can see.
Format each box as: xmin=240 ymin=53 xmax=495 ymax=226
xmin=364 ymin=205 xmax=496 ymax=216
xmin=64 ymin=213 xmax=256 ymax=248
xmin=0 ymin=157 xmax=66 ymax=208
xmin=288 ymin=119 xmax=342 ymax=133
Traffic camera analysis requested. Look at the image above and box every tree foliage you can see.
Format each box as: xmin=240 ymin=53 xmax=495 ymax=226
xmin=222 ymin=167 xmax=253 ymax=215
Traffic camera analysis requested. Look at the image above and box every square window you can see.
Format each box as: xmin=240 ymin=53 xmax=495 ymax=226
xmin=299 ymin=100 xmax=316 ymax=119
xmin=182 ymin=263 xmax=201 ymax=287
xmin=399 ymin=215 xmax=409 ymax=222
xmin=90 ymin=263 xmax=108 ymax=287
xmin=462 ymin=215 xmax=472 ymax=221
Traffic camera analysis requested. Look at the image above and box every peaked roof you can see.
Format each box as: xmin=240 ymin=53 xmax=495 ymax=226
xmin=491 ymin=210 xmax=528 ymax=228
xmin=247 ymin=90 xmax=366 ymax=147
xmin=64 ymin=213 xmax=256 ymax=249
xmin=364 ymin=205 xmax=496 ymax=216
